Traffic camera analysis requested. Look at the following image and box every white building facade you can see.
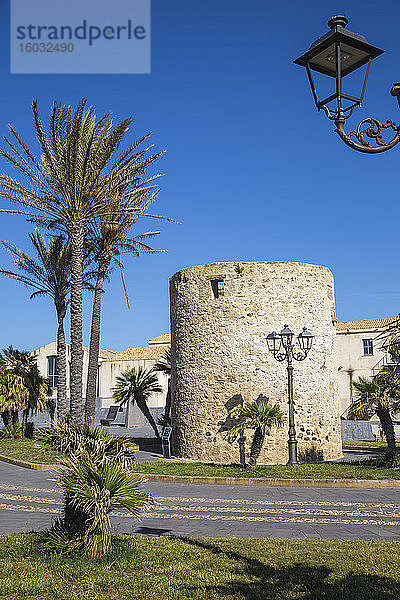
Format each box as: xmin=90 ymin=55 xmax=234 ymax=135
xmin=32 ymin=334 xmax=170 ymax=427
xmin=335 ymin=317 xmax=397 ymax=416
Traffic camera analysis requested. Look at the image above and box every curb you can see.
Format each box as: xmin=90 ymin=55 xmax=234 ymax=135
xmin=343 ymin=446 xmax=384 ymax=453
xmin=136 ymin=472 xmax=400 ymax=489
xmin=0 ymin=454 xmax=54 ymax=471
xmin=2 ymin=454 xmax=400 ymax=489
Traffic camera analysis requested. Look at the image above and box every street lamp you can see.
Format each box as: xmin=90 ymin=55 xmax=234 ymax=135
xmin=266 ymin=325 xmax=314 ymax=466
xmin=294 ymin=15 xmax=400 ymax=153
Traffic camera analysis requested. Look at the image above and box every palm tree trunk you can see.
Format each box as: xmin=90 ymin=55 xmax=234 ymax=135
xmin=376 ymin=404 xmax=396 ymax=454
xmin=1 ymin=410 xmax=10 ymax=427
xmin=63 ymin=492 xmax=88 ymax=535
xmin=85 ymin=261 xmax=109 ymax=422
xmin=249 ymin=427 xmax=265 ymax=466
xmin=11 ymin=410 xmax=19 ymax=427
xmin=69 ymin=221 xmax=85 ymax=424
xmin=136 ymin=399 xmax=161 ymax=440
xmin=22 ymin=408 xmax=28 ymax=429
xmin=56 ymin=306 xmax=67 ymax=419
xmin=164 ymin=381 xmax=171 ymax=424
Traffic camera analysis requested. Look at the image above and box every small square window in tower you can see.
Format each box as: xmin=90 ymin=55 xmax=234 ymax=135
xmin=211 ymin=279 xmax=225 ymax=299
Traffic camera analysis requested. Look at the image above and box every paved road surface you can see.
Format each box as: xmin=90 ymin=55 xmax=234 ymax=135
xmin=1 ymin=462 xmax=400 ymax=540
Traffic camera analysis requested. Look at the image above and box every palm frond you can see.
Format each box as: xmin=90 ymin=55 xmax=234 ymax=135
xmin=231 ymin=398 xmax=284 ymax=435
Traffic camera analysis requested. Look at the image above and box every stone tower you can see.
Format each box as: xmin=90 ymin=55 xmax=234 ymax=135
xmin=169 ymin=261 xmax=342 ymax=464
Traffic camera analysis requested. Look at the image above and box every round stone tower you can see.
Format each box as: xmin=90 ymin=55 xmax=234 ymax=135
xmin=169 ymin=261 xmax=342 ymax=464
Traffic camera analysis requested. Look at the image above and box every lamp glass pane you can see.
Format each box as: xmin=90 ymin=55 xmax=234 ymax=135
xmin=298 ymin=330 xmax=313 ymax=351
xmin=280 ymin=326 xmax=293 ymax=349
xmin=266 ymin=332 xmax=281 ymax=353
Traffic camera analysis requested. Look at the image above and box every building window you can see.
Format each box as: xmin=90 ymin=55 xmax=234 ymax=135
xmin=362 ymin=339 xmax=373 ymax=356
xmin=211 ymin=279 xmax=224 ymax=299
xmin=48 ymin=355 xmax=58 ymax=388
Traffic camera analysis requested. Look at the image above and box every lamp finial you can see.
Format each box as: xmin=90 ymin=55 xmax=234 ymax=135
xmin=328 ymin=15 xmax=348 ymax=30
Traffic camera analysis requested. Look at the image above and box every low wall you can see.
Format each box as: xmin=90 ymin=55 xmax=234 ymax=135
xmin=341 ymin=419 xmax=375 ymax=442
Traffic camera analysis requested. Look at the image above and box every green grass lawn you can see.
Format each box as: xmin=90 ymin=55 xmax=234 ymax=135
xmin=133 ymin=459 xmax=400 ymax=480
xmin=0 ymin=438 xmax=60 ymax=465
xmin=0 ymin=534 xmax=399 ymax=600
xmin=343 ymin=440 xmax=387 ymax=448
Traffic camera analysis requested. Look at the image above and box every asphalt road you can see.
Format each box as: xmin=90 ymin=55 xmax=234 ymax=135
xmin=1 ymin=461 xmax=400 ymax=540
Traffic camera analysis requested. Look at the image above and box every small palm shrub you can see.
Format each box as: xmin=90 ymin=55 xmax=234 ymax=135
xmin=231 ymin=396 xmax=284 ymax=466
xmin=1 ymin=421 xmax=35 ymax=439
xmin=39 ymin=418 xmax=150 ymax=556
xmin=38 ymin=418 xmax=133 ymax=466
xmin=376 ymin=449 xmax=400 ymax=468
xmin=45 ymin=453 xmax=151 ymax=557
xmin=0 ymin=423 xmax=23 ymax=439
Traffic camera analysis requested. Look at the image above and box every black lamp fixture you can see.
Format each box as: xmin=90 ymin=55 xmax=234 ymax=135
xmin=298 ymin=326 xmax=314 ymax=352
xmin=294 ymin=15 xmax=400 ymax=153
xmin=266 ymin=331 xmax=281 ymax=353
xmin=280 ymin=324 xmax=294 ymax=349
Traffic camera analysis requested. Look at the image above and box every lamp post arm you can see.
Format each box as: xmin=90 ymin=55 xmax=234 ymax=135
xmin=335 ymin=116 xmax=400 ymax=153
xmin=391 ymin=82 xmax=400 ymax=108
xmin=274 ymin=350 xmax=289 ymax=362
xmin=334 ymin=86 xmax=400 ymax=153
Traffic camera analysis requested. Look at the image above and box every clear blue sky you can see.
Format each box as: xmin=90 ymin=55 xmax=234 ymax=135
xmin=0 ymin=0 xmax=399 ymax=352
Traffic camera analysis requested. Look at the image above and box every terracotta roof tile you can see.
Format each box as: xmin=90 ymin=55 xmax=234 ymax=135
xmin=148 ymin=333 xmax=171 ymax=345
xmin=107 ymin=346 xmax=169 ymax=362
xmin=336 ymin=318 xmax=397 ymax=332
xmin=81 ymin=346 xmax=118 ymax=359
xmin=98 ymin=349 xmax=119 ymax=359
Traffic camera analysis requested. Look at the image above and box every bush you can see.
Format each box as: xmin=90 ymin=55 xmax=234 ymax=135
xmin=38 ymin=418 xmax=133 ymax=466
xmin=0 ymin=423 xmax=23 ymax=439
xmin=39 ymin=418 xmax=150 ymax=557
xmin=375 ymin=449 xmax=400 ymax=468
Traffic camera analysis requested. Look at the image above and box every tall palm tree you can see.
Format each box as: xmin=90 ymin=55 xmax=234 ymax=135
xmin=112 ymin=367 xmax=162 ymax=439
xmin=231 ymin=396 xmax=284 ymax=466
xmin=352 ymin=372 xmax=399 ymax=454
xmin=84 ymin=188 xmax=164 ymax=421
xmin=153 ymin=349 xmax=171 ymax=427
xmin=0 ymin=231 xmax=71 ymax=417
xmin=0 ymin=99 xmax=164 ymax=423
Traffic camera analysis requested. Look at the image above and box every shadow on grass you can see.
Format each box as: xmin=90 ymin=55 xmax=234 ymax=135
xmin=181 ymin=538 xmax=400 ymax=600
xmin=132 ymin=526 xmax=172 ymax=536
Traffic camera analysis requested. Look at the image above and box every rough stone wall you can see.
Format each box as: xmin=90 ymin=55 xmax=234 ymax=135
xmin=170 ymin=261 xmax=342 ymax=464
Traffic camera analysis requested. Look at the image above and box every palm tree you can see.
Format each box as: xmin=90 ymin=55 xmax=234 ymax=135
xmin=153 ymin=349 xmax=171 ymax=428
xmin=231 ymin=396 xmax=284 ymax=466
xmin=0 ymin=231 xmax=71 ymax=418
xmin=0 ymin=366 xmax=29 ymax=428
xmin=39 ymin=419 xmax=150 ymax=557
xmin=84 ymin=189 xmax=164 ymax=421
xmin=352 ymin=372 xmax=398 ymax=454
xmin=51 ymin=452 xmax=150 ymax=557
xmin=0 ymin=346 xmax=48 ymax=428
xmin=0 ymin=99 xmax=164 ymax=423
xmin=112 ymin=367 xmax=162 ymax=439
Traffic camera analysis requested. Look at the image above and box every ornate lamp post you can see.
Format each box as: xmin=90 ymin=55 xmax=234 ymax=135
xmin=294 ymin=15 xmax=400 ymax=153
xmin=266 ymin=325 xmax=314 ymax=466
